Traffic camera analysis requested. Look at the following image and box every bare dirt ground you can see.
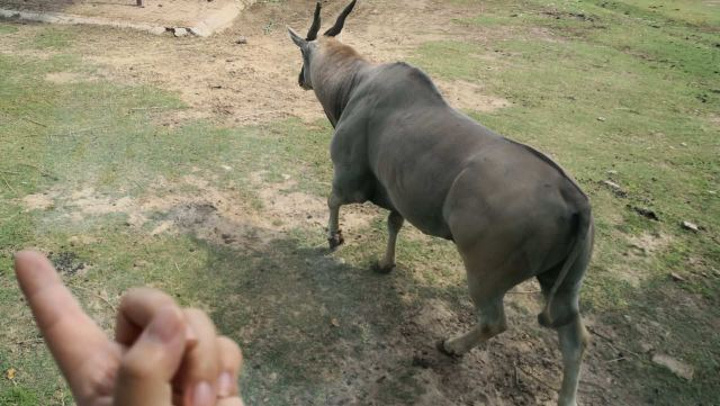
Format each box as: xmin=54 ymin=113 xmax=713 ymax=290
xmin=44 ymin=0 xmax=512 ymax=127
xmin=4 ymin=1 xmax=654 ymax=405
xmin=0 ymin=0 xmax=255 ymax=35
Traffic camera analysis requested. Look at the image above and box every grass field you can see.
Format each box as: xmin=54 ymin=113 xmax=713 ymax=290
xmin=1 ymin=0 xmax=718 ymax=404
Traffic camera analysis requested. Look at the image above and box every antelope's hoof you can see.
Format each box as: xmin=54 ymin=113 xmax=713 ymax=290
xmin=436 ymin=340 xmax=463 ymax=359
xmin=372 ymin=260 xmax=396 ymax=274
xmin=328 ymin=231 xmax=344 ymax=250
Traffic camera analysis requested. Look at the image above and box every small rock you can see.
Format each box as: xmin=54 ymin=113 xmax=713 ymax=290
xmin=148 ymin=26 xmax=166 ymax=35
xmin=607 ymin=170 xmax=618 ymax=175
xmin=602 ymin=180 xmax=627 ymax=197
xmin=221 ymin=165 xmax=232 ymax=171
xmin=680 ymin=142 xmax=687 ymax=147
xmin=330 ymin=318 xmax=340 ymax=327
xmin=639 ymin=342 xmax=654 ymax=353
xmin=173 ymin=27 xmax=188 ymax=37
xmin=597 ymin=116 xmax=606 ymax=122
xmin=236 ymin=36 xmax=248 ymax=45
xmin=412 ymin=356 xmax=431 ymax=369
xmin=603 ymin=180 xmax=621 ymax=189
xmin=269 ymin=372 xmax=278 ymax=381
xmin=670 ymin=272 xmax=686 ymax=282
xmin=681 ymin=221 xmax=699 ymax=232
xmin=652 ymin=354 xmax=694 ymax=380
xmin=189 ymin=27 xmax=210 ymax=37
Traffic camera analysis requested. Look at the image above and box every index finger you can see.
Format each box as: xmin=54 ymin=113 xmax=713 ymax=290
xmin=14 ymin=251 xmax=110 ymax=389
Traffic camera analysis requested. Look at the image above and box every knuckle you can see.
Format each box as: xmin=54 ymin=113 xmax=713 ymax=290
xmin=219 ymin=336 xmax=241 ymax=356
xmin=119 ymin=354 xmax=155 ymax=380
xmin=184 ymin=308 xmax=217 ymax=333
xmin=120 ymin=288 xmax=175 ymax=311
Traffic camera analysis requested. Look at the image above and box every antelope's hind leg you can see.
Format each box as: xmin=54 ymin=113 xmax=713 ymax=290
xmin=537 ymin=258 xmax=591 ymax=406
xmin=373 ymin=211 xmax=404 ymax=273
xmin=439 ymin=296 xmax=507 ymax=356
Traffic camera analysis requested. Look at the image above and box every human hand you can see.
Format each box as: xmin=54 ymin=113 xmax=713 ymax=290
xmin=14 ymin=250 xmax=244 ymax=406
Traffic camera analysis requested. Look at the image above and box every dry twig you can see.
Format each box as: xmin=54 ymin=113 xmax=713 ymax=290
xmin=588 ymin=327 xmax=641 ymax=359
xmin=0 ymin=173 xmax=17 ymax=195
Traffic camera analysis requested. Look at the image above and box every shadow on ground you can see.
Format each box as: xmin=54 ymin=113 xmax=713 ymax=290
xmin=163 ymin=199 xmax=612 ymax=406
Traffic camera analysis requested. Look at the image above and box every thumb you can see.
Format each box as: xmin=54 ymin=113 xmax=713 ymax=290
xmin=113 ymin=306 xmax=187 ymax=406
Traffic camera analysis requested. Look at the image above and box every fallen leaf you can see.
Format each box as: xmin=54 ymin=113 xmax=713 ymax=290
xmin=330 ymin=318 xmax=340 ymax=327
xmin=6 ymin=368 xmax=16 ymax=380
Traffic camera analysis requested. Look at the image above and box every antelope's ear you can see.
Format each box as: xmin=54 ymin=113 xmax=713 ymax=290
xmin=288 ymin=27 xmax=306 ymax=48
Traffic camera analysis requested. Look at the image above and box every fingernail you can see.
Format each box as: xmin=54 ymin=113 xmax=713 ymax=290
xmin=217 ymin=372 xmax=234 ymax=397
xmin=147 ymin=307 xmax=181 ymax=343
xmin=192 ymin=381 xmax=215 ymax=406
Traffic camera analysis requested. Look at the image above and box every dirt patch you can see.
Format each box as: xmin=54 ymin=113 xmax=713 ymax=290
xmin=414 ymin=299 xmax=459 ymax=337
xmin=609 ymin=232 xmax=674 ymax=286
xmin=22 ymin=192 xmax=54 ymax=210
xmin=67 ymin=188 xmax=145 ymax=226
xmin=436 ymin=79 xmax=511 ymax=112
xmin=708 ymin=114 xmax=720 ymax=127
xmin=626 ymin=232 xmax=673 ymax=258
xmin=251 ymin=171 xmax=378 ymax=234
xmin=21 ymin=173 xmax=378 ymax=250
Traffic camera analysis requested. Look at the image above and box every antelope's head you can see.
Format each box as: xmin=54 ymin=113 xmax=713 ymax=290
xmin=288 ymin=0 xmax=357 ymax=90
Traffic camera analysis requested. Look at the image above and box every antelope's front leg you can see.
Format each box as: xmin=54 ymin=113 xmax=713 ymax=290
xmin=327 ymin=192 xmax=345 ymax=250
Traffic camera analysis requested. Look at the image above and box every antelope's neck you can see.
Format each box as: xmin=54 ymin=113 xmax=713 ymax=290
xmin=311 ymin=45 xmax=371 ymax=127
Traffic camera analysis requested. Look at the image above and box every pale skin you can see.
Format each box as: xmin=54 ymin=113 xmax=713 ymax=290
xmin=14 ymin=251 xmax=245 ymax=406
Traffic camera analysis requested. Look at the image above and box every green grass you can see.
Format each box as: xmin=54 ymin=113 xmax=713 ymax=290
xmin=0 ymin=23 xmax=19 ymax=35
xmin=1 ymin=2 xmax=719 ymax=405
xmin=27 ymin=27 xmax=75 ymax=50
